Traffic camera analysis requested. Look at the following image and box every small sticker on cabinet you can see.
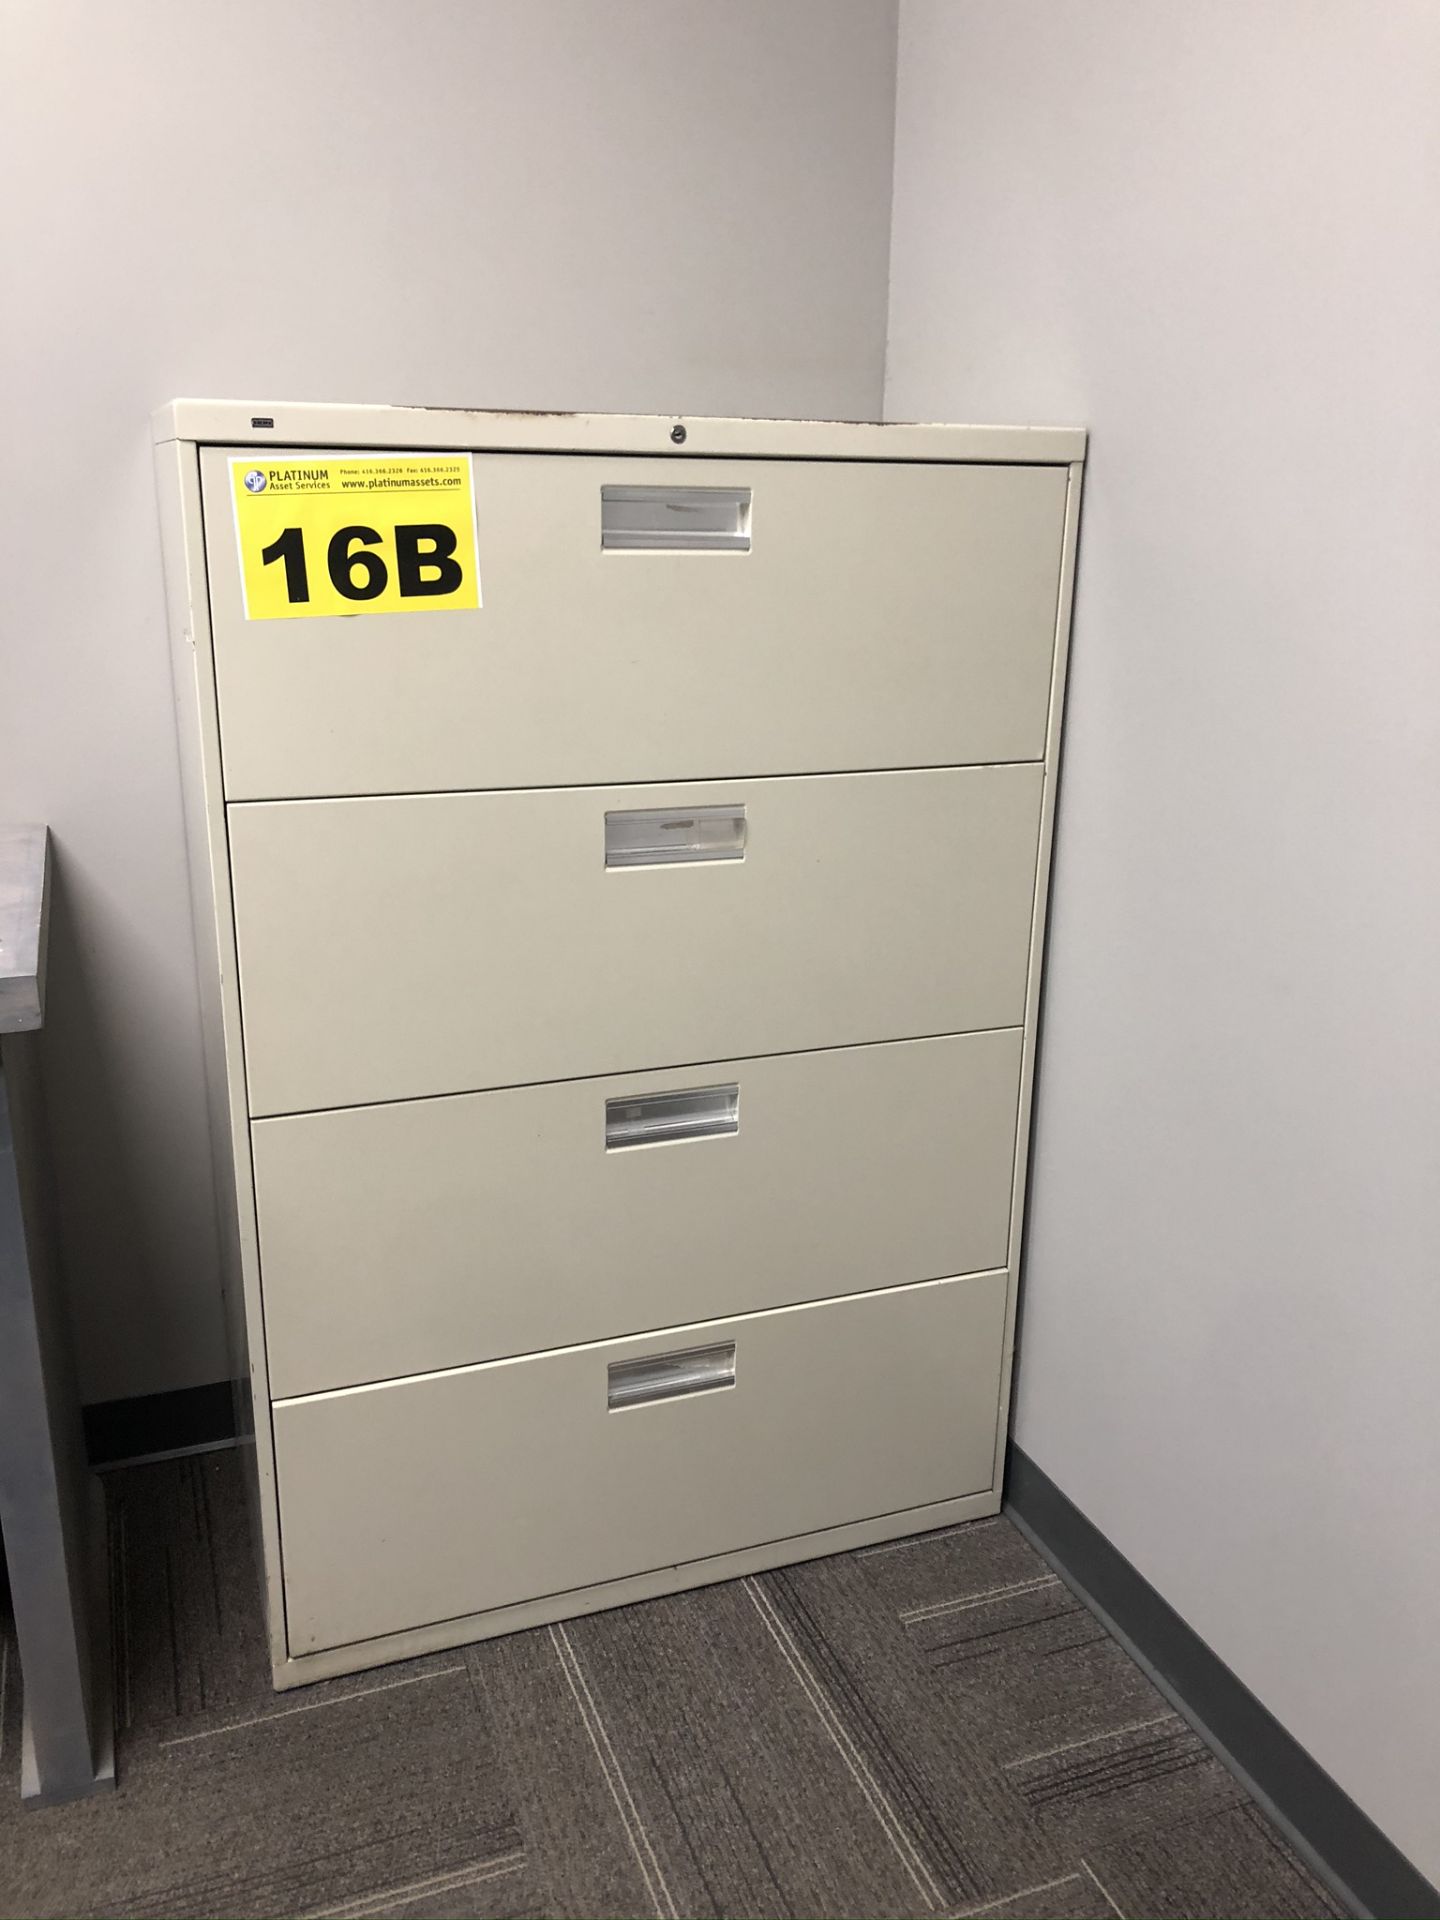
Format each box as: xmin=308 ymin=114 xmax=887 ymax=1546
xmin=230 ymin=453 xmax=481 ymax=619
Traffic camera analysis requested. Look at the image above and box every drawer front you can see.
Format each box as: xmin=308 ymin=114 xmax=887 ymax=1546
xmin=254 ymin=1031 xmax=1022 ymax=1397
xmin=274 ymin=1272 xmax=1007 ymax=1654
xmin=230 ymin=765 xmax=1043 ymax=1116
xmin=201 ymin=449 xmax=1068 ymax=799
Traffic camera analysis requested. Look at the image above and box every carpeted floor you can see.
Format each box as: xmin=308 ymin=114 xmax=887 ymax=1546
xmin=0 ymin=1452 xmax=1343 ymax=1919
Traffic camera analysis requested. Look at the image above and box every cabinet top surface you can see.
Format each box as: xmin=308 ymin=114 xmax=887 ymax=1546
xmin=155 ymin=400 xmax=1086 ymax=465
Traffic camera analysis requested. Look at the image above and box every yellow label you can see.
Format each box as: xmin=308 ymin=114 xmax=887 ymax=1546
xmin=231 ymin=454 xmax=481 ymax=619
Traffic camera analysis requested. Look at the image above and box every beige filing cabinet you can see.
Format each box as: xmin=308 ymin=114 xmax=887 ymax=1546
xmin=154 ymin=400 xmax=1085 ymax=1687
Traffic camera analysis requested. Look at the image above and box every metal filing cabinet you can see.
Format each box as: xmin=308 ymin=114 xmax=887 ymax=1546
xmin=155 ymin=401 xmax=1085 ymax=1688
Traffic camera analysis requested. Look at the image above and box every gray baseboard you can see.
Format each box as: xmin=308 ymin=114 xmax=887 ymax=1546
xmin=1006 ymin=1444 xmax=1440 ymax=1920
xmin=83 ymin=1381 xmax=236 ymax=1468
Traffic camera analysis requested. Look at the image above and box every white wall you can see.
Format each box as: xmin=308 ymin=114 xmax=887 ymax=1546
xmin=0 ymin=0 xmax=897 ymax=1403
xmin=886 ymin=0 xmax=1440 ymax=1882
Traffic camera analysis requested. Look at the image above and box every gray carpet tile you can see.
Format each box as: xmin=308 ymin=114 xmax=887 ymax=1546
xmin=950 ymin=1868 xmax=1117 ymax=1918
xmin=472 ymin=1582 xmax=945 ymax=1919
xmin=108 ymin=1442 xmax=270 ymax=1731
xmin=1087 ymin=1801 xmax=1348 ymax=1920
xmin=0 ymin=1452 xmax=1344 ymax=1919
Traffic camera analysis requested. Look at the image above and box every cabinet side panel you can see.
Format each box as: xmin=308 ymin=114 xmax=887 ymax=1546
xmin=154 ymin=439 xmax=284 ymax=1670
xmin=996 ymin=459 xmax=1085 ymax=1490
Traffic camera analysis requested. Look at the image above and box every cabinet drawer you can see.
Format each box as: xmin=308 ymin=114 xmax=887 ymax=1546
xmin=202 ymin=450 xmax=1068 ymax=800
xmin=230 ymin=765 xmax=1043 ymax=1116
xmin=254 ymin=1031 xmax=1022 ymax=1397
xmin=274 ymin=1272 xmax=1007 ymax=1654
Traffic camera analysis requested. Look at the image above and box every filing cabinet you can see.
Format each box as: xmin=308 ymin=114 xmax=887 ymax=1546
xmin=155 ymin=400 xmax=1084 ymax=1688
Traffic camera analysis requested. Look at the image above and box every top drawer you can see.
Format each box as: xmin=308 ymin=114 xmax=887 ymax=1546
xmin=200 ymin=450 xmax=1068 ymax=799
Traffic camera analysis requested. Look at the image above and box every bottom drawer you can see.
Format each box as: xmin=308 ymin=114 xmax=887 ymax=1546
xmin=275 ymin=1271 xmax=1007 ymax=1655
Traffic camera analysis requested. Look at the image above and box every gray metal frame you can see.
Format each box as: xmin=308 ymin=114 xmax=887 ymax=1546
xmin=0 ymin=825 xmax=114 ymax=1805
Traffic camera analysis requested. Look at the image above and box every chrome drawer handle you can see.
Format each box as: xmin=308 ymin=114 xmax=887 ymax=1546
xmin=601 ymin=485 xmax=751 ymax=552
xmin=605 ymin=1083 xmax=739 ymax=1150
xmin=605 ymin=805 xmax=746 ymax=868
xmin=608 ymin=1343 xmax=737 ymax=1411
